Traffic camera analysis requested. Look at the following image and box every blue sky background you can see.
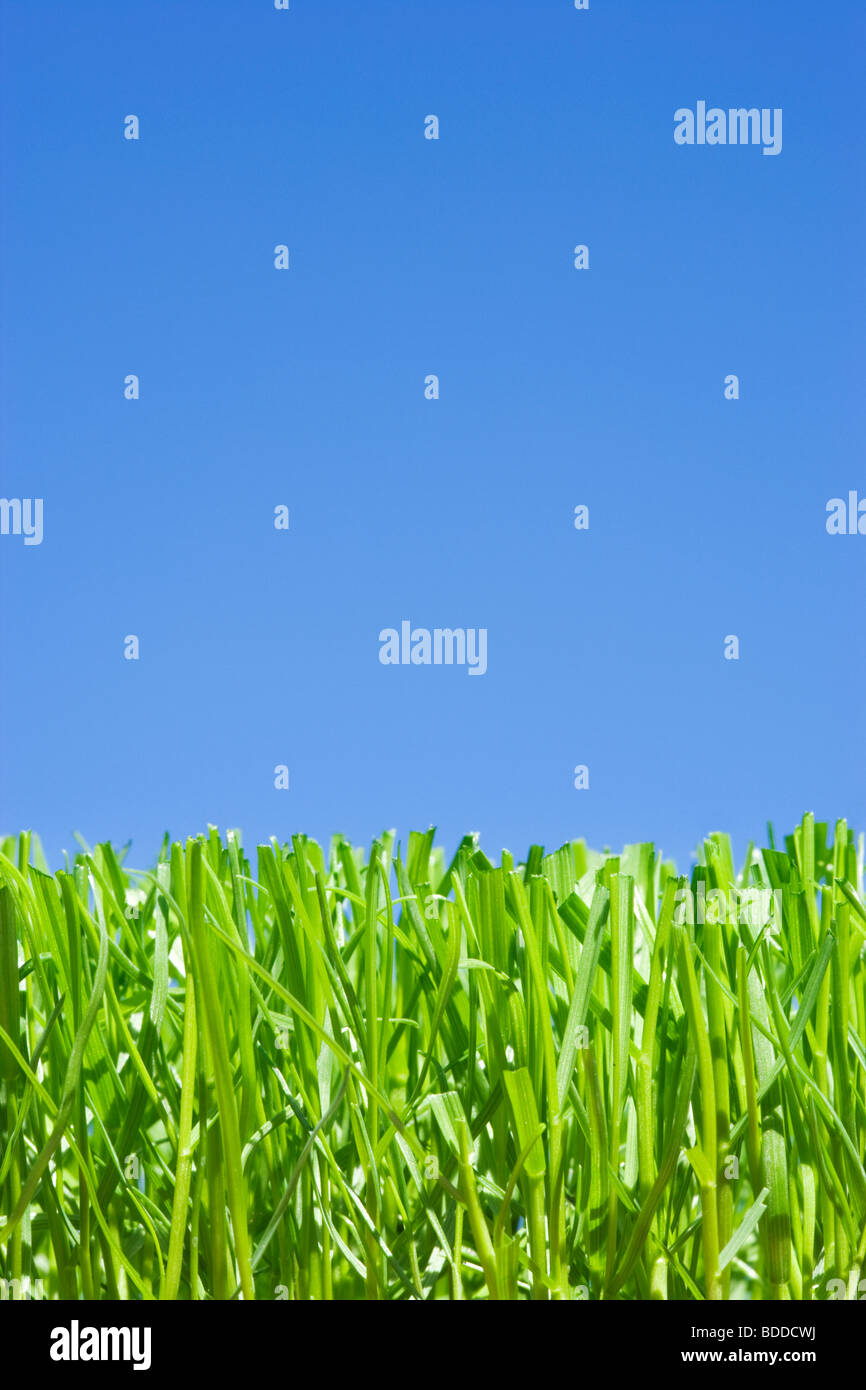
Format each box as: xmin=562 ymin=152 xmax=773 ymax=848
xmin=1 ymin=0 xmax=864 ymax=873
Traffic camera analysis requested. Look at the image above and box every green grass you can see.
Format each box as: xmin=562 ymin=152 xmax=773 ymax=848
xmin=0 ymin=815 xmax=864 ymax=1301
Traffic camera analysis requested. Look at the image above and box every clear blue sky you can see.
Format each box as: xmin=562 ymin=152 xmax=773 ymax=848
xmin=1 ymin=0 xmax=864 ymax=872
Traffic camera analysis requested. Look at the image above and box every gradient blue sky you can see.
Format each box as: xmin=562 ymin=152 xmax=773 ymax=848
xmin=1 ymin=0 xmax=864 ymax=872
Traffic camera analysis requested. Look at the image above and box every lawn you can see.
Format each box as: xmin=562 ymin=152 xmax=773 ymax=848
xmin=1 ymin=815 xmax=863 ymax=1300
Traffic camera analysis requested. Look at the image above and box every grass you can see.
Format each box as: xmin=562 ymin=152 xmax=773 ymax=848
xmin=0 ymin=814 xmax=864 ymax=1301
